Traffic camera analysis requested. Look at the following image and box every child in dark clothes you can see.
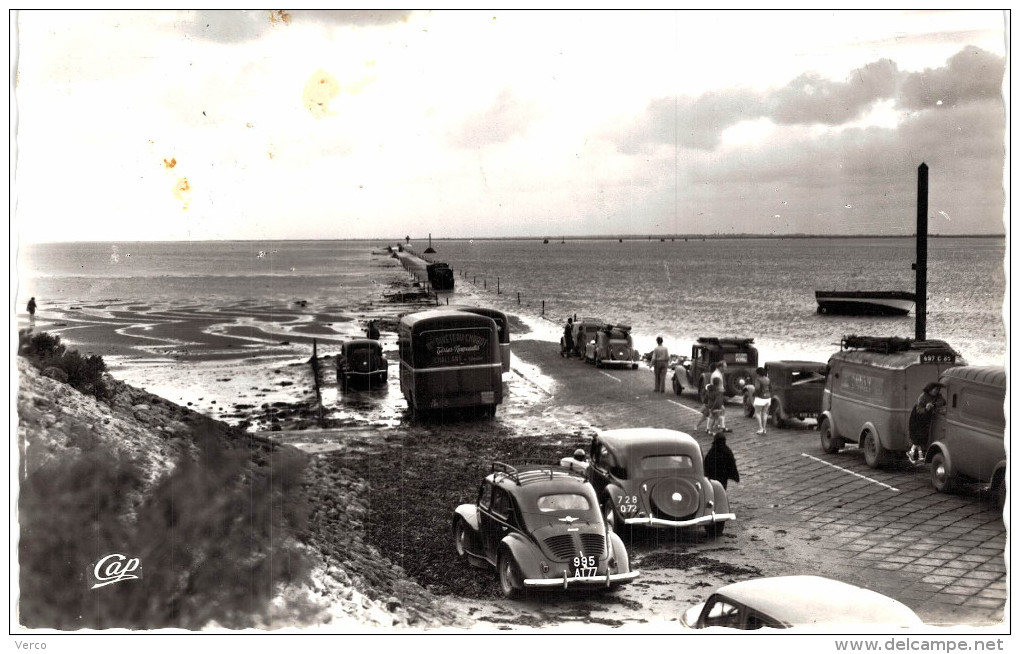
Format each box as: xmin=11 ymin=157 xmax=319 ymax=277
xmin=704 ymin=433 xmax=740 ymax=489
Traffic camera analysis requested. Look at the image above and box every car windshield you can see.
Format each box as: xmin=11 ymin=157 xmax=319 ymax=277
xmin=536 ymin=493 xmax=591 ymax=512
xmin=641 ymin=455 xmax=694 ymax=471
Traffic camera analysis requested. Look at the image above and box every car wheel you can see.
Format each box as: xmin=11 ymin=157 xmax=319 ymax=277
xmin=672 ymin=375 xmax=682 ymax=395
xmin=704 ymin=522 xmax=725 ymax=538
xmin=820 ymin=419 xmax=842 ymax=453
xmin=498 ymin=554 xmax=523 ymax=599
xmin=862 ymin=429 xmax=887 ymax=469
xmin=994 ymin=472 xmax=1006 ymax=509
xmin=453 ymin=519 xmax=469 ymax=559
xmin=930 ymin=452 xmax=955 ymax=493
xmin=632 ymin=363 xmax=638 ymax=370
xmin=603 ymin=498 xmax=617 ymax=533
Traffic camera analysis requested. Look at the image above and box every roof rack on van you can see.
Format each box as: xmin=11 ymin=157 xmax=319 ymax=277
xmin=841 ymin=335 xmax=913 ymax=354
xmin=697 ymin=337 xmax=755 ymax=346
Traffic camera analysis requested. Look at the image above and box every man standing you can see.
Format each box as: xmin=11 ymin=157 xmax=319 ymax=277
xmin=650 ymin=336 xmax=669 ymax=393
xmin=562 ymin=317 xmax=574 ymax=357
xmin=27 ymin=297 xmax=37 ymax=326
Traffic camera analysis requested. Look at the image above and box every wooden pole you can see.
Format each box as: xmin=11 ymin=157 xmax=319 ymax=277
xmin=915 ymin=162 xmax=928 ymax=341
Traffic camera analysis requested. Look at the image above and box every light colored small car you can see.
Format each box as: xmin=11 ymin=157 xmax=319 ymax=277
xmin=681 ymin=575 xmax=924 ymax=630
xmin=452 ymin=462 xmax=638 ymax=598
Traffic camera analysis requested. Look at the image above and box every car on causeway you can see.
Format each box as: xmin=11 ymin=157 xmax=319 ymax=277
xmin=452 ymin=462 xmax=638 ymax=598
xmin=561 ymin=428 xmax=735 ymax=537
xmin=681 ymin=575 xmax=923 ymax=630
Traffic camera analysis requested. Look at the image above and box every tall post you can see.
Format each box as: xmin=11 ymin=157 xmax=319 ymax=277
xmin=915 ymin=162 xmax=928 ymax=341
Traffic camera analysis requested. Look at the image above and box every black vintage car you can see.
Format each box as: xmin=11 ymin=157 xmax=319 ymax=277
xmin=426 ymin=262 xmax=455 ymax=291
xmin=336 ymin=339 xmax=388 ymax=391
xmin=742 ymin=361 xmax=827 ymax=428
xmin=452 ymin=462 xmax=638 ymax=598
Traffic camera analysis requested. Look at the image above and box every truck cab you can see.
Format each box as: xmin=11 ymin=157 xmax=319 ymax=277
xmin=672 ymin=337 xmax=758 ymax=400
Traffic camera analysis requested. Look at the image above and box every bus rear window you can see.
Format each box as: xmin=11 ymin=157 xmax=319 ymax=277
xmin=417 ymin=328 xmax=491 ymax=367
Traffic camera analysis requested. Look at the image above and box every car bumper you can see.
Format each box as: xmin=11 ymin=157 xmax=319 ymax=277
xmin=623 ymin=512 xmax=736 ymax=528
xmin=523 ymin=570 xmax=640 ymax=589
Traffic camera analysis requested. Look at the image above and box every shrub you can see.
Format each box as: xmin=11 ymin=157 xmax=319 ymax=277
xmin=18 ymin=330 xmax=109 ymax=399
xmin=18 ymin=424 xmax=313 ymax=629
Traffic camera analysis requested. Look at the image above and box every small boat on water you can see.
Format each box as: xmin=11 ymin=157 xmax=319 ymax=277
xmin=815 ymin=291 xmax=916 ymax=316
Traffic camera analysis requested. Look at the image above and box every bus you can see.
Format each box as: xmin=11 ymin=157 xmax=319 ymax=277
xmin=447 ymin=305 xmax=511 ymax=373
xmin=398 ymin=309 xmax=503 ymax=416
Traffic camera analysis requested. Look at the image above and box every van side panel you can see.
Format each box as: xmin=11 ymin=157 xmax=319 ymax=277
xmin=938 ymin=380 xmax=1006 ymax=484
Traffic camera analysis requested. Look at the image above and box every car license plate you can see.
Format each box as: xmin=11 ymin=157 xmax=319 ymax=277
xmin=571 ymin=555 xmax=598 ymax=578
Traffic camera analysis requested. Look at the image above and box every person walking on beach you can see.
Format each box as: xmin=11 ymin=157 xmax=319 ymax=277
xmin=562 ymin=317 xmax=574 ymax=357
xmin=27 ymin=297 xmax=36 ymax=326
xmin=650 ymin=336 xmax=669 ymax=393
xmin=704 ymin=433 xmax=740 ymax=489
xmin=710 ymin=362 xmax=731 ymax=432
xmin=751 ymin=366 xmax=772 ymax=435
xmin=908 ymin=382 xmax=946 ymax=463
xmin=706 ymin=377 xmax=726 ymax=434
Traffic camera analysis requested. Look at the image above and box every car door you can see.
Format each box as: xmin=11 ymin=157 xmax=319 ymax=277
xmin=482 ymin=486 xmax=514 ymax=561
xmin=477 ymin=482 xmax=501 ymax=564
xmin=587 ymin=440 xmax=611 ymax=498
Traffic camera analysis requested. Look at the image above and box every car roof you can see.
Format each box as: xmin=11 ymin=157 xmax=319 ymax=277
xmin=344 ymin=338 xmax=381 ymax=349
xmin=767 ymin=360 xmax=827 ymax=371
xmin=939 ymin=365 xmax=1006 ymax=389
xmin=598 ymin=428 xmax=700 ymax=455
xmin=713 ymin=576 xmax=922 ymax=626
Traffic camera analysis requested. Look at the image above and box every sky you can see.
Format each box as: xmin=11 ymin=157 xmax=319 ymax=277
xmin=11 ymin=9 xmax=1009 ymax=242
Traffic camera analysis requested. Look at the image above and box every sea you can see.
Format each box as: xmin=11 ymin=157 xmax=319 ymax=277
xmin=16 ymin=237 xmax=1008 ymax=367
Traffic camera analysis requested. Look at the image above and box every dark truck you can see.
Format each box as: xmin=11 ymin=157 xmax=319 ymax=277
xmin=672 ymin=337 xmax=758 ymax=401
xmin=742 ymin=361 xmax=827 ymax=428
xmin=426 ymin=262 xmax=455 ymax=291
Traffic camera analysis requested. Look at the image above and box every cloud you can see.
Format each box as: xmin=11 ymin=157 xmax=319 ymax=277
xmin=768 ymin=59 xmax=899 ymax=125
xmin=449 ymin=89 xmax=540 ymax=148
xmin=898 ymin=45 xmax=1005 ymax=110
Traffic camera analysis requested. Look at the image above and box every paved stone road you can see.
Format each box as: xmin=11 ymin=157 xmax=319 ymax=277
xmin=510 ymin=338 xmax=1007 ymax=627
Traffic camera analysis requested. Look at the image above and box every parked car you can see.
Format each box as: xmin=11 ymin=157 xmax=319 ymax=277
xmin=452 ymin=462 xmax=638 ymax=598
xmin=561 ymin=428 xmax=735 ymax=537
xmin=672 ymin=337 xmax=758 ymax=401
xmin=336 ymin=339 xmax=388 ymax=391
xmin=584 ymin=324 xmax=639 ymax=368
xmin=569 ymin=317 xmax=604 ymax=358
xmin=681 ymin=575 xmax=923 ymax=630
xmin=818 ymin=335 xmax=963 ymax=468
xmin=925 ymin=365 xmax=1006 ymax=506
xmin=742 ymin=361 xmax=827 ymax=428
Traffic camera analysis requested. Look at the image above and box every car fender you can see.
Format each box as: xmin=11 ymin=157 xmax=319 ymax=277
xmin=498 ymin=532 xmax=543 ymax=580
xmin=924 ymin=441 xmax=952 ymax=470
xmin=819 ymin=410 xmax=838 ymax=439
xmin=708 ymin=478 xmax=730 ymax=515
xmin=607 ymin=531 xmax=630 ymax=574
xmin=858 ymin=421 xmax=879 ymax=448
xmin=452 ymin=504 xmax=482 ymax=550
xmin=602 ymin=483 xmax=631 ymax=517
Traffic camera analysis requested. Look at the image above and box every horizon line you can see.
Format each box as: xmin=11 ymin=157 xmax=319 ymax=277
xmin=19 ymin=232 xmax=1008 ymax=245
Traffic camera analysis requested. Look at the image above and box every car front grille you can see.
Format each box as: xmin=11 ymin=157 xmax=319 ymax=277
xmin=579 ymin=533 xmax=607 ymax=558
xmin=543 ymin=533 xmax=606 ymax=560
